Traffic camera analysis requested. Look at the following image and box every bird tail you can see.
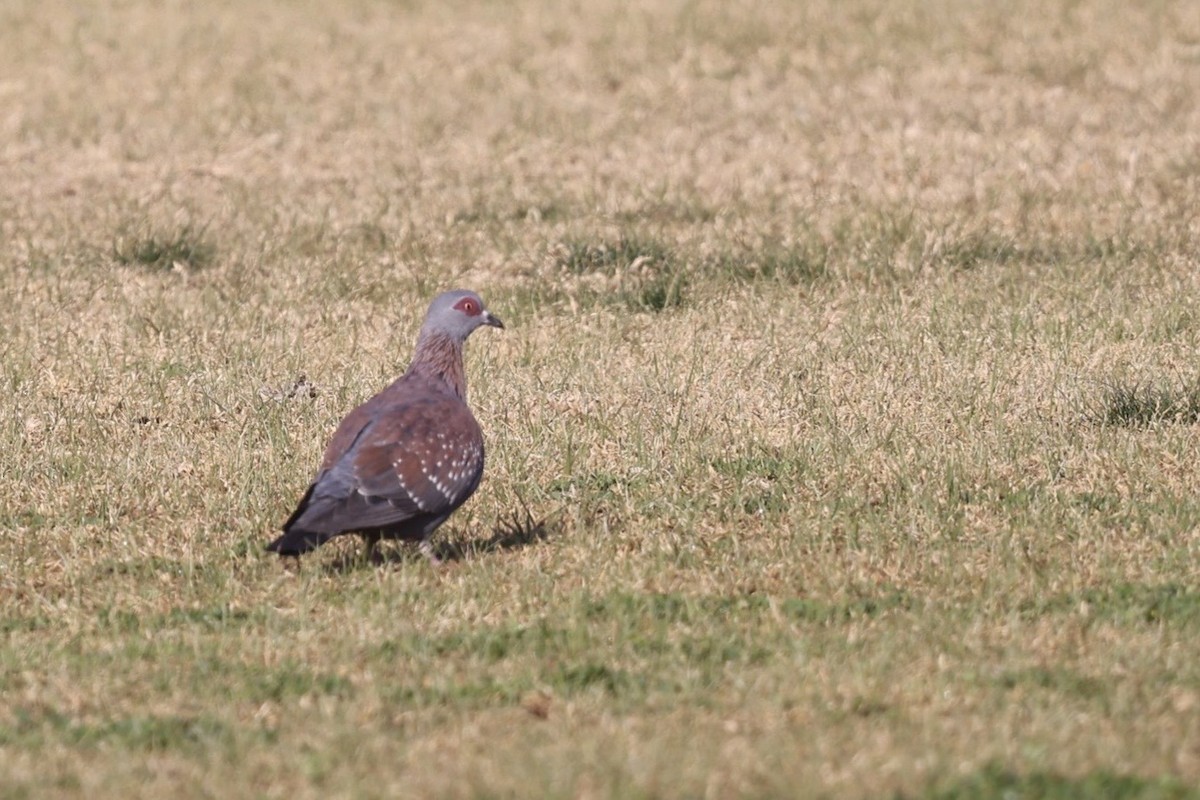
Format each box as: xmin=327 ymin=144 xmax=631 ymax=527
xmin=266 ymin=527 xmax=334 ymax=556
xmin=267 ymin=483 xmax=334 ymax=556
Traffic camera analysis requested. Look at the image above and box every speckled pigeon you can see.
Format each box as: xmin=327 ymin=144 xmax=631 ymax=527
xmin=267 ymin=289 xmax=503 ymax=561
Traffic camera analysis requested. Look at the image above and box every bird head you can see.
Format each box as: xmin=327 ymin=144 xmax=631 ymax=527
xmin=423 ymin=289 xmax=504 ymax=343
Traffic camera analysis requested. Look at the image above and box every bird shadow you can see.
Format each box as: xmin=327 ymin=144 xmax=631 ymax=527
xmin=322 ymin=501 xmax=556 ymax=573
xmin=436 ymin=503 xmax=558 ymax=564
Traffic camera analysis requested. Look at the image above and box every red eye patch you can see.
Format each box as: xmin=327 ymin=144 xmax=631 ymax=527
xmin=453 ymin=298 xmax=481 ymax=316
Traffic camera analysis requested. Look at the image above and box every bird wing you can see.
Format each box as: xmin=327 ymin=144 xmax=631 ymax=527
xmin=289 ymin=393 xmax=485 ymax=535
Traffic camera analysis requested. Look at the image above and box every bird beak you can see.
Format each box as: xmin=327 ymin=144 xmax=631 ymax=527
xmin=484 ymin=310 xmax=504 ymax=329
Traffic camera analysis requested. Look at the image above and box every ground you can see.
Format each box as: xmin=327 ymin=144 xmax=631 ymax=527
xmin=2 ymin=0 xmax=1200 ymax=797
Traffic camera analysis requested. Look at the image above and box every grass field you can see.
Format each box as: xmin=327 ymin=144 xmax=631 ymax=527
xmin=3 ymin=0 xmax=1200 ymax=797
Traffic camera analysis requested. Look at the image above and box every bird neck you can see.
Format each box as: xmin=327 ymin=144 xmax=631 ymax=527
xmin=407 ymin=330 xmax=468 ymax=400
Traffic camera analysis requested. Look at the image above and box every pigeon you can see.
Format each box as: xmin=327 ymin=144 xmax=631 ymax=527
xmin=267 ymin=289 xmax=503 ymax=561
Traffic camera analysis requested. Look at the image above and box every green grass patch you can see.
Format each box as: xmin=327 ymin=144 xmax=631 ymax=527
xmin=248 ymin=663 xmax=355 ymax=702
xmin=94 ymin=604 xmax=263 ymax=634
xmin=914 ymin=763 xmax=1200 ymax=800
xmin=0 ymin=615 xmax=51 ymax=635
xmin=1020 ymin=584 xmax=1200 ymax=626
xmin=89 ymin=557 xmax=210 ymax=581
xmin=112 ymin=223 xmax=215 ymax=271
xmin=579 ymin=590 xmax=917 ymax=627
xmin=708 ymin=236 xmax=831 ymax=285
xmin=927 ymin=230 xmax=1058 ymax=270
xmin=555 ymin=234 xmax=686 ymax=311
xmin=0 ymin=709 xmax=237 ymax=752
xmin=1092 ymin=378 xmax=1200 ymax=427
xmin=993 ymin=667 xmax=1107 ymax=700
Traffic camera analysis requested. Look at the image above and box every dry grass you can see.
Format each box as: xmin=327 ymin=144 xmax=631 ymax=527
xmin=3 ymin=0 xmax=1200 ymax=797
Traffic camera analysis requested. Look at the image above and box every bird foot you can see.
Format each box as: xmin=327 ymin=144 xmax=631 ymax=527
xmin=419 ymin=539 xmax=442 ymax=567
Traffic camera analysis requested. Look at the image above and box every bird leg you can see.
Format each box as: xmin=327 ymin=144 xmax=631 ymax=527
xmin=418 ymin=538 xmax=442 ymax=567
xmin=362 ymin=532 xmax=383 ymax=565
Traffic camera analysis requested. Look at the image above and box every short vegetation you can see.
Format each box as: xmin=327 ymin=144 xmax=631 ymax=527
xmin=2 ymin=1 xmax=1200 ymax=798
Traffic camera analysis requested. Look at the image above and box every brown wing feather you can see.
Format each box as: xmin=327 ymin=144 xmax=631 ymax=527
xmin=284 ymin=380 xmax=484 ymax=536
xmin=352 ymin=402 xmax=483 ymax=511
xmin=318 ymin=386 xmax=396 ymax=471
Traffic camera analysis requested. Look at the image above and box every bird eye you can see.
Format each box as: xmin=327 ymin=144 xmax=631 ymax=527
xmin=453 ymin=297 xmax=482 ymax=316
